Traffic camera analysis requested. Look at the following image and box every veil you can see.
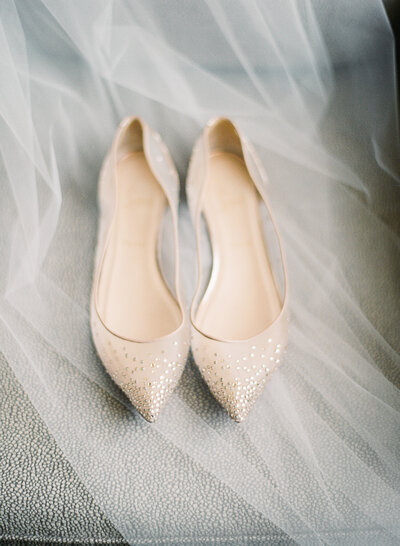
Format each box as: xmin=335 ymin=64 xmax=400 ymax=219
xmin=0 ymin=1 xmax=399 ymax=544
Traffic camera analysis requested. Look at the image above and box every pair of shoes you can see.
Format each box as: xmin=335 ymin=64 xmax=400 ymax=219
xmin=90 ymin=116 xmax=288 ymax=423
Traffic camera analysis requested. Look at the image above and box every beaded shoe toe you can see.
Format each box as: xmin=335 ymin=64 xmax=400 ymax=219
xmin=187 ymin=117 xmax=289 ymax=422
xmin=91 ymin=116 xmax=189 ymax=422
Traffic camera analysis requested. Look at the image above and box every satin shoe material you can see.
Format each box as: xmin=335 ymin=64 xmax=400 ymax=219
xmin=187 ymin=118 xmax=289 ymax=422
xmin=91 ymin=117 xmax=189 ymax=422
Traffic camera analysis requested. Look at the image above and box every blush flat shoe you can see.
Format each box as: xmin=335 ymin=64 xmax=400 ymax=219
xmin=91 ymin=116 xmax=189 ymax=422
xmin=187 ymin=117 xmax=289 ymax=422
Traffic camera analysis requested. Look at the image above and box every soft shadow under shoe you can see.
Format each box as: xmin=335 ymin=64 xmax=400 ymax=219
xmin=91 ymin=116 xmax=189 ymax=422
xmin=186 ymin=117 xmax=289 ymax=422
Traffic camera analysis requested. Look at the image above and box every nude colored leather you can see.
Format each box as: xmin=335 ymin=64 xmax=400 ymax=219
xmin=187 ymin=118 xmax=289 ymax=422
xmin=91 ymin=117 xmax=189 ymax=422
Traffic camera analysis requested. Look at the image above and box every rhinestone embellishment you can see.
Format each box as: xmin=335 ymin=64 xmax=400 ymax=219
xmin=192 ymin=337 xmax=286 ymax=422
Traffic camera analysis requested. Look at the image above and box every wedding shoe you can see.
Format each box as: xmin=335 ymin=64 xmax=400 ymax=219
xmin=187 ymin=118 xmax=289 ymax=422
xmin=91 ymin=116 xmax=189 ymax=422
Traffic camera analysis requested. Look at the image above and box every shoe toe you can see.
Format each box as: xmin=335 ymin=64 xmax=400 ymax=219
xmin=192 ymin=330 xmax=286 ymax=422
xmin=91 ymin=309 xmax=189 ymax=422
xmin=199 ymin=356 xmax=272 ymax=422
xmin=118 ymin=354 xmax=187 ymax=422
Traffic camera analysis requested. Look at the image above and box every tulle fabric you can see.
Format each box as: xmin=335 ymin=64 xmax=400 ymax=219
xmin=0 ymin=1 xmax=399 ymax=544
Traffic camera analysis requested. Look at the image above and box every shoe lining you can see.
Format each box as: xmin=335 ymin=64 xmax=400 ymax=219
xmin=195 ymin=152 xmax=281 ymax=340
xmin=97 ymin=152 xmax=181 ymax=341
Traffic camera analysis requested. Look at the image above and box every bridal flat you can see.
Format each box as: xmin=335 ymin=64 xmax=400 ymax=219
xmin=187 ymin=118 xmax=289 ymax=422
xmin=91 ymin=116 xmax=189 ymax=422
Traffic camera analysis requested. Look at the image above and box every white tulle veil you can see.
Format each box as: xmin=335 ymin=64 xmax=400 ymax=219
xmin=0 ymin=0 xmax=399 ymax=544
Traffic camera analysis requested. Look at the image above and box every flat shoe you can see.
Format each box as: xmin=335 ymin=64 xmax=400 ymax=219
xmin=91 ymin=116 xmax=189 ymax=422
xmin=187 ymin=117 xmax=289 ymax=422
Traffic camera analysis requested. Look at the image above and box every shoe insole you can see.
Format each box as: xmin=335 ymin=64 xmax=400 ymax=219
xmin=195 ymin=152 xmax=281 ymax=341
xmin=97 ymin=152 xmax=181 ymax=341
